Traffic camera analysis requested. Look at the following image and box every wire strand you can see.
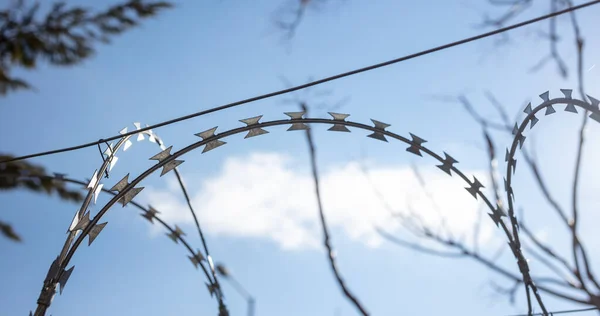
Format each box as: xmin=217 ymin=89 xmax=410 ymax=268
xmin=2 ymin=0 xmax=600 ymax=164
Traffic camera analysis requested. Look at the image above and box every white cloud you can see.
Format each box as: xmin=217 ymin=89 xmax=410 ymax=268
xmin=143 ymin=152 xmax=493 ymax=251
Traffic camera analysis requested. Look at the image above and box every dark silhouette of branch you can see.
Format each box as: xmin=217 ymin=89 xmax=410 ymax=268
xmin=0 ymin=153 xmax=84 ymax=242
xmin=0 ymin=0 xmax=172 ymax=94
xmin=276 ymin=76 xmax=368 ymax=314
xmin=272 ymin=0 xmax=334 ymax=40
xmin=435 ymin=93 xmax=600 ymax=310
xmin=481 ymin=0 xmax=600 ymax=297
xmin=301 ymin=102 xmax=369 ymax=315
xmin=0 ymin=219 xmax=21 ymax=241
xmin=376 ymin=227 xmax=465 ymax=258
xmin=559 ymin=0 xmax=600 ymax=295
xmin=374 ymin=202 xmax=588 ymax=305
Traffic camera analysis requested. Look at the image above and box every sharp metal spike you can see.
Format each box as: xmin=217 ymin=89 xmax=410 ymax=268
xmin=145 ymin=124 xmax=157 ymax=143
xmin=87 ymin=170 xmax=98 ymax=189
xmin=149 ymin=146 xmax=173 ymax=162
xmin=167 ymin=225 xmax=185 ymax=243
xmin=328 ymin=112 xmax=351 ymax=132
xmin=436 ymin=152 xmax=458 ymax=176
xmin=44 ymin=257 xmax=60 ymax=284
xmin=523 ymin=103 xmax=533 ymax=114
xmin=244 ymin=128 xmax=269 ymax=139
xmin=367 ymin=119 xmax=390 ymax=142
xmin=565 ymin=103 xmax=578 ymax=113
xmin=518 ymin=134 xmax=526 ymax=149
xmin=68 ymin=210 xmax=81 ymax=233
xmin=285 ymin=111 xmax=306 ymax=119
xmin=561 ymin=89 xmax=576 ymax=113
xmin=110 ymin=174 xmax=130 ymax=193
xmin=195 ymin=127 xmax=227 ymax=153
xmin=465 ymin=177 xmax=484 ymax=199
xmin=134 ymin=122 xmax=145 ymax=141
xmin=367 ymin=133 xmax=387 ymax=142
xmin=512 ymin=123 xmax=518 ymax=135
xmin=206 ymin=283 xmax=217 ymax=297
xmin=496 ymin=204 xmax=507 ymax=217
xmin=88 ymin=222 xmax=107 ymax=246
xmin=589 ymin=112 xmax=600 ymax=124
xmin=239 ymin=115 xmax=263 ymax=126
xmin=123 ymin=139 xmax=133 ymax=151
xmin=285 ymin=111 xmax=309 ymax=131
xmin=406 ymin=133 xmax=427 ymax=156
xmin=160 ymin=160 xmax=184 ymax=176
xmin=328 ymin=112 xmax=350 ymax=121
xmin=195 ymin=127 xmax=218 ymax=140
xmin=119 ymin=127 xmax=128 ymax=135
xmin=511 ymin=157 xmax=518 ymax=174
xmin=530 ymin=116 xmax=539 ymax=129
xmin=141 ymin=206 xmax=159 ymax=224
xmin=328 ymin=124 xmax=351 ymax=132
xmin=120 ymin=187 xmax=144 ymax=207
xmin=545 ymin=105 xmax=556 ymax=115
xmin=189 ymin=250 xmax=205 ymax=268
xmin=560 ymin=89 xmax=572 ymax=99
xmin=539 ymin=91 xmax=550 ymax=102
xmin=505 ymin=148 xmax=510 ymax=162
xmin=488 ymin=212 xmax=502 ymax=227
xmin=587 ymin=95 xmax=600 ymax=108
xmin=93 ymin=184 xmax=104 ymax=204
xmin=189 ymin=255 xmax=200 ymax=268
xmin=72 ymin=211 xmax=91 ymax=232
xmin=59 ymin=266 xmax=75 ymax=294
xmin=203 ymin=140 xmax=227 ymax=153
xmin=371 ymin=119 xmax=391 ymax=130
xmin=108 ymin=155 xmax=119 ymax=172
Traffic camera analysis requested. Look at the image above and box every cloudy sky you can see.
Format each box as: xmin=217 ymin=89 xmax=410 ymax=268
xmin=2 ymin=0 xmax=600 ymax=315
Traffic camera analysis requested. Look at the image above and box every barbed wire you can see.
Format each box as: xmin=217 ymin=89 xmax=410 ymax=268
xmin=501 ymin=91 xmax=599 ymax=313
xmin=32 ymin=92 xmax=599 ymax=315
xmin=2 ymin=0 xmax=600 ymax=165
xmin=30 ymin=125 xmax=228 ymax=316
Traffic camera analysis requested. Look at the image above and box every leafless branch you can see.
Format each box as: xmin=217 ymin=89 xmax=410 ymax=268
xmin=377 ymin=211 xmax=589 ymax=305
xmin=277 ymin=77 xmax=368 ymax=315
xmin=272 ymin=0 xmax=332 ymax=40
xmin=301 ymin=102 xmax=369 ymax=315
xmin=376 ymin=227 xmax=465 ymax=258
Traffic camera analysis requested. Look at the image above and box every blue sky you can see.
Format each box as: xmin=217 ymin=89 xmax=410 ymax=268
xmin=2 ymin=0 xmax=600 ymax=315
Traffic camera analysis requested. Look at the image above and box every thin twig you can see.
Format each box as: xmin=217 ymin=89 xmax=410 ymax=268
xmin=301 ymin=103 xmax=369 ymax=315
xmin=562 ymin=0 xmax=600 ymax=293
xmin=376 ymin=227 xmax=465 ymax=258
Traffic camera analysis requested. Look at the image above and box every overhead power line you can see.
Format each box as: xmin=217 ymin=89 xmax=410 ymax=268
xmin=2 ymin=0 xmax=600 ymax=164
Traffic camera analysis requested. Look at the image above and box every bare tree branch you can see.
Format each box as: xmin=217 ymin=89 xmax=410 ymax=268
xmin=301 ymin=102 xmax=369 ymax=315
xmin=277 ymin=77 xmax=369 ymax=315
